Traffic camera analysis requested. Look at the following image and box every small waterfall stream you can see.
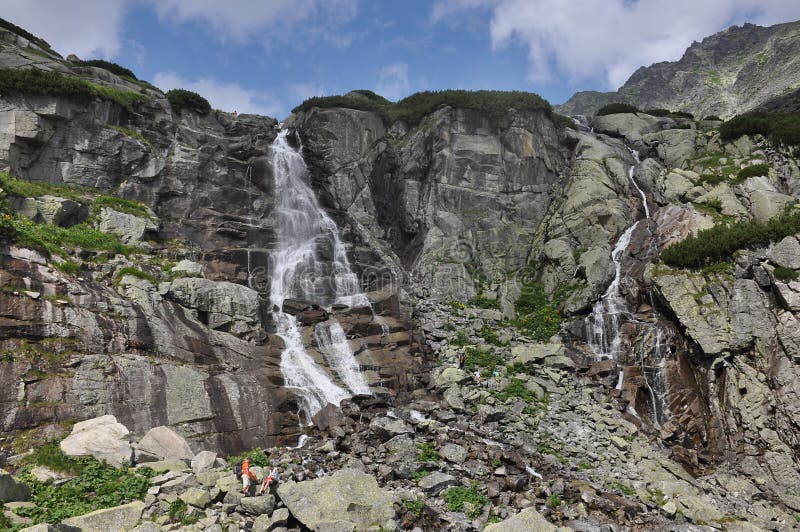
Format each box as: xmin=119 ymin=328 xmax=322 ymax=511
xmin=268 ymin=130 xmax=372 ymax=423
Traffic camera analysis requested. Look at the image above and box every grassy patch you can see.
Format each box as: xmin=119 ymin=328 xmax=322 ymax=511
xmin=14 ymin=443 xmax=153 ymax=525
xmin=54 ymin=260 xmax=80 ymax=275
xmin=7 ymin=214 xmax=132 ymax=256
xmin=0 ymin=171 xmax=85 ymax=202
xmin=92 ymin=194 xmax=152 ymax=219
xmin=450 ymin=330 xmax=469 ymax=347
xmin=0 ymin=68 xmax=148 ymax=112
xmin=416 ymin=442 xmax=440 ymax=463
xmin=411 ymin=470 xmax=430 ymax=481
xmin=443 ymin=484 xmax=488 ymax=516
xmin=607 ymin=480 xmax=635 ymax=496
xmin=493 ymin=378 xmax=536 ymax=402
xmin=662 ymin=208 xmax=800 ymax=268
xmin=294 ymin=89 xmax=552 ymax=127
xmin=467 ymin=292 xmax=500 ymax=309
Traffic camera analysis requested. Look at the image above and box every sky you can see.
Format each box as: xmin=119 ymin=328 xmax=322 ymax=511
xmin=4 ymin=1 xmax=800 ymax=119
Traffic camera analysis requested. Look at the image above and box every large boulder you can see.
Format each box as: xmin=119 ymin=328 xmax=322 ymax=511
xmin=592 ymin=112 xmax=662 ymax=142
xmin=61 ymin=501 xmax=145 ymax=532
xmin=369 ymin=417 xmax=414 ymax=442
xmin=135 ymin=426 xmax=194 ymax=463
xmin=0 ymin=469 xmax=31 ymax=502
xmin=60 ymin=415 xmax=133 ymax=467
xmin=483 ymin=507 xmax=561 ymax=531
xmin=277 ymin=469 xmax=396 ymax=531
xmin=98 ymin=206 xmax=158 ymax=245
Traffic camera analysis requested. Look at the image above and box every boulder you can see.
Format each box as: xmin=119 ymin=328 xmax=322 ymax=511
xmin=312 ymin=403 xmax=346 ymax=431
xmin=191 ymin=450 xmax=218 ymax=474
xmin=60 ymin=415 xmax=133 ymax=467
xmin=0 ymin=469 xmax=31 ymax=502
xmin=180 ymin=487 xmax=211 ymax=508
xmin=171 ymin=259 xmax=204 ymax=276
xmin=135 ymin=426 xmax=194 ymax=463
xmin=277 ymin=469 xmax=396 ymax=531
xmin=483 ymin=507 xmax=559 ymax=531
xmin=369 ymin=417 xmax=413 ymax=442
xmin=167 ymin=277 xmax=261 ymax=335
xmin=440 ymin=443 xmax=467 ymax=464
xmin=510 ymin=343 xmax=562 ymax=365
xmin=10 ymin=195 xmax=85 ymax=226
xmin=61 ymin=501 xmax=145 ymax=532
xmin=592 ymin=112 xmax=661 ymax=142
xmin=239 ymin=494 xmax=275 ymax=515
xmin=767 ymin=236 xmax=800 ymax=270
xmin=253 ymin=507 xmax=290 ymax=531
xmin=434 ymin=367 xmax=468 ymax=388
xmin=98 ymin=206 xmax=158 ymax=245
xmin=418 ymin=472 xmax=457 ymax=494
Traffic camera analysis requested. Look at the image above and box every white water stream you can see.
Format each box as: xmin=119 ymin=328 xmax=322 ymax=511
xmin=268 ymin=130 xmax=372 ymax=423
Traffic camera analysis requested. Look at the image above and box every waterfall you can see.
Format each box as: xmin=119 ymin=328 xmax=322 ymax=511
xmin=268 ymin=130 xmax=372 ymax=423
xmin=628 ymin=150 xmax=650 ymax=219
xmin=585 ymin=222 xmax=638 ymax=359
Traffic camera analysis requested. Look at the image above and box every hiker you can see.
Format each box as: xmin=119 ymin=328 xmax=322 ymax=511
xmin=258 ymin=466 xmax=279 ymax=495
xmin=458 ymin=350 xmax=466 ymax=368
xmin=474 ymin=369 xmax=482 ymax=385
xmin=233 ymin=110 xmax=238 ymax=118
xmin=241 ymin=457 xmax=257 ymax=496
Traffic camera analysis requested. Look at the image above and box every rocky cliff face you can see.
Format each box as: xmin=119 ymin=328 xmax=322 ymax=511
xmin=558 ymin=20 xmax=800 ymax=119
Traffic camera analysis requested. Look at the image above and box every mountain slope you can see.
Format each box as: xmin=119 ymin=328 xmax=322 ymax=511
xmin=558 ymin=20 xmax=800 ymax=118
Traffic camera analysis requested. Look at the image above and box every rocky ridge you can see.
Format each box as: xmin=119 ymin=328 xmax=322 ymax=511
xmin=557 ymin=20 xmax=800 ymax=119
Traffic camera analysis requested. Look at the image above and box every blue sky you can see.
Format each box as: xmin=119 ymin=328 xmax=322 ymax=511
xmin=5 ymin=1 xmax=800 ymax=119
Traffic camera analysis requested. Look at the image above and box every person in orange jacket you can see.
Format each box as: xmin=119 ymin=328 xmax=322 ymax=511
xmin=241 ymin=457 xmax=257 ymax=496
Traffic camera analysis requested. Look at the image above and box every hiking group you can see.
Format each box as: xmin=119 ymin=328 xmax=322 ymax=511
xmin=234 ymin=457 xmax=279 ymax=497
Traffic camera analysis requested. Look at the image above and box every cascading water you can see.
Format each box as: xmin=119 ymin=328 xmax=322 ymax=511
xmin=268 ymin=130 xmax=372 ymax=423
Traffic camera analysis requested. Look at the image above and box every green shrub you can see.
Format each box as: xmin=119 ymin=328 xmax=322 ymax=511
xmin=416 ymin=442 xmax=440 ymax=462
xmin=670 ymin=111 xmax=694 ymax=120
xmin=15 ymin=447 xmax=153 ymax=525
xmin=644 ymin=108 xmax=671 ymax=117
xmin=719 ymin=111 xmax=800 ymax=146
xmin=596 ymin=103 xmax=639 ymax=116
xmin=662 ymin=208 xmax=800 ymax=267
xmin=443 ymin=484 xmax=488 ymax=516
xmin=737 ymin=164 xmax=770 ymax=180
xmin=479 ymin=325 xmax=506 ymax=346
xmin=463 ymin=346 xmax=502 ymax=374
xmin=411 ymin=470 xmax=430 ymax=481
xmin=552 ymin=113 xmax=578 ymax=130
xmin=405 ymin=499 xmax=424 ymax=516
xmin=0 ymin=17 xmax=52 ymax=49
xmin=0 ymin=68 xmax=146 ymax=111
xmin=704 ymin=115 xmax=722 ymax=121
xmin=467 ymin=293 xmax=500 ymax=309
xmin=494 ymin=378 xmax=536 ymax=402
xmin=166 ymin=89 xmax=212 ymax=115
xmin=774 ymin=266 xmax=798 ymax=282
xmin=293 ymin=89 xmax=551 ymax=127
xmin=670 ymin=123 xmax=692 ymax=129
xmin=698 ymin=173 xmax=726 ymax=185
xmin=512 ymin=280 xmax=576 ymax=342
xmin=450 ymin=330 xmax=469 ymax=346
xmin=76 ymin=59 xmax=136 ymax=80
xmin=227 ymin=447 xmax=271 ymax=468
xmin=0 ymin=172 xmax=85 ymax=202
xmin=547 ymin=494 xmax=562 ymax=508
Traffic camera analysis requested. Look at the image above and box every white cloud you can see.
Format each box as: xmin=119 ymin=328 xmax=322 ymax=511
xmin=377 ymin=62 xmax=410 ymax=101
xmin=432 ymin=0 xmax=800 ymax=89
xmin=153 ymin=72 xmax=281 ymax=116
xmin=149 ymin=0 xmax=358 ymax=46
xmin=2 ymin=0 xmax=129 ymax=59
